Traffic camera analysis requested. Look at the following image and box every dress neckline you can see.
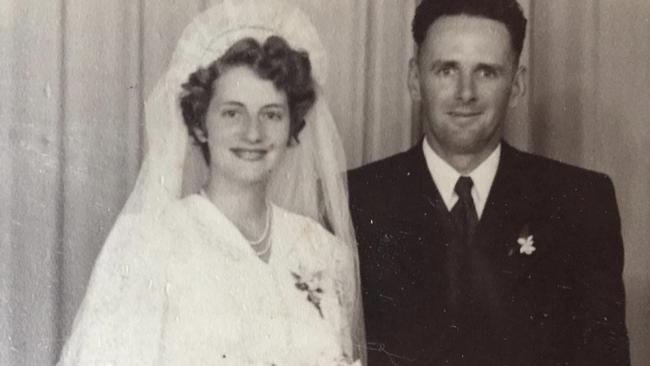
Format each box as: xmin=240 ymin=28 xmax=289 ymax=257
xmin=187 ymin=193 xmax=286 ymax=266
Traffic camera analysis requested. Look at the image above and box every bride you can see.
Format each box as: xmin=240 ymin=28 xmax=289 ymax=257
xmin=57 ymin=1 xmax=364 ymax=365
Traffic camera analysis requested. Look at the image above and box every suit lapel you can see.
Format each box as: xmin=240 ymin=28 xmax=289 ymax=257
xmin=401 ymin=141 xmax=539 ymax=261
xmin=406 ymin=142 xmax=449 ymax=223
xmin=406 ymin=141 xmax=539 ymax=245
xmin=386 ymin=143 xmax=454 ymax=302
xmin=381 ymin=142 xmax=451 ymax=234
xmin=477 ymin=142 xmax=537 ymax=254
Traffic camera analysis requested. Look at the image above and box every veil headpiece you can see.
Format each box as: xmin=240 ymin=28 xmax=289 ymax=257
xmin=119 ymin=0 xmax=364 ymax=361
xmin=125 ymin=0 xmax=353 ymax=245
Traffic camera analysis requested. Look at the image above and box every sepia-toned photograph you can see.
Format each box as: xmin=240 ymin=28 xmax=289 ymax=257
xmin=1 ymin=0 xmax=649 ymax=365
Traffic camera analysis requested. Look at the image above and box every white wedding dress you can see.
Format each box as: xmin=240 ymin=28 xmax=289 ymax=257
xmin=57 ymin=195 xmax=358 ymax=366
xmin=57 ymin=2 xmax=365 ymax=364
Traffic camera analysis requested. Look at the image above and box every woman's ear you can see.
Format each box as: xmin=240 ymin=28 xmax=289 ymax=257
xmin=192 ymin=126 xmax=208 ymax=143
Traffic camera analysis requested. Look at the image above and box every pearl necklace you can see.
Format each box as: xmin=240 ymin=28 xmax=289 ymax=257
xmin=249 ymin=203 xmax=272 ymax=256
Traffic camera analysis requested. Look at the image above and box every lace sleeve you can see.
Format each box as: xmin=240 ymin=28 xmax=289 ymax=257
xmin=57 ymin=214 xmax=168 ymax=366
xmin=331 ymin=236 xmax=365 ymax=365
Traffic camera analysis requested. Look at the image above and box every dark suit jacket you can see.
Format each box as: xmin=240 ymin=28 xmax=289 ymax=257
xmin=348 ymin=141 xmax=629 ymax=366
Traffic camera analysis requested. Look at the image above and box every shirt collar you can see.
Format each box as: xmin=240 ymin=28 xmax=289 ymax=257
xmin=422 ymin=139 xmax=500 ymax=218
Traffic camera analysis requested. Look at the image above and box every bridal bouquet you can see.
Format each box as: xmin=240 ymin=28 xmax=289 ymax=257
xmin=242 ymin=320 xmax=361 ymax=366
xmin=238 ymin=265 xmax=360 ymax=366
xmin=249 ymin=359 xmax=361 ymax=366
xmin=257 ymin=358 xmax=362 ymax=366
xmin=244 ymin=346 xmax=361 ymax=366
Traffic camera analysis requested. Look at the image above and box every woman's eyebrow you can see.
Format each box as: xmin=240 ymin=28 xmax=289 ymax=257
xmin=219 ymin=101 xmax=245 ymax=107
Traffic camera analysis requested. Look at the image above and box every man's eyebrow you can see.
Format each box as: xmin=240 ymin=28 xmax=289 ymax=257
xmin=428 ymin=60 xmax=508 ymax=73
xmin=475 ymin=62 xmax=507 ymax=73
xmin=430 ymin=60 xmax=459 ymax=69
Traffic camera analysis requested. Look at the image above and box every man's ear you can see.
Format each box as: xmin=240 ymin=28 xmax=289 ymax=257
xmin=192 ymin=126 xmax=208 ymax=143
xmin=508 ymin=65 xmax=527 ymax=108
xmin=407 ymin=58 xmax=422 ymax=102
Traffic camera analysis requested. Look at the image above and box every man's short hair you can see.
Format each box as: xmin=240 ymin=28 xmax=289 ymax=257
xmin=412 ymin=0 xmax=527 ymax=60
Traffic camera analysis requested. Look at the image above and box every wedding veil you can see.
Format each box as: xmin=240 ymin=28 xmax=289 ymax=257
xmin=115 ymin=0 xmax=365 ymax=361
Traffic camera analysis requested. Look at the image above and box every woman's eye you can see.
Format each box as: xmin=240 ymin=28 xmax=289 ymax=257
xmin=221 ymin=109 xmax=239 ymax=118
xmin=263 ymin=111 xmax=284 ymax=121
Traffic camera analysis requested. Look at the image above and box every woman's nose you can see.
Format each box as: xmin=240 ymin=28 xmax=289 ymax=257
xmin=243 ymin=116 xmax=263 ymax=143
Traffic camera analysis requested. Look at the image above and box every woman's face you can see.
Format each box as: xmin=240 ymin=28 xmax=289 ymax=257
xmin=202 ymin=65 xmax=291 ymax=187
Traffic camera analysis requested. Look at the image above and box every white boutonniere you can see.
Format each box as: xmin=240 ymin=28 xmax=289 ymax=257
xmin=517 ymin=235 xmax=536 ymax=255
xmin=291 ymin=267 xmax=325 ymax=317
xmin=508 ymin=223 xmax=536 ymax=256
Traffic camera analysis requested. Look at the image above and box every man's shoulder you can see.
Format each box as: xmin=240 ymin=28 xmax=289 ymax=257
xmin=503 ymin=145 xmax=617 ymax=215
xmin=505 ymin=144 xmax=612 ymax=187
xmin=348 ymin=146 xmax=420 ymax=187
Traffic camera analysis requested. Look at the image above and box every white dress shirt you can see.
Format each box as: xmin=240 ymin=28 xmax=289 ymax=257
xmin=422 ymin=140 xmax=500 ymax=219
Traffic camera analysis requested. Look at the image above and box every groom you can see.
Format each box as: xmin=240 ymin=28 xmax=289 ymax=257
xmin=348 ymin=0 xmax=630 ymax=365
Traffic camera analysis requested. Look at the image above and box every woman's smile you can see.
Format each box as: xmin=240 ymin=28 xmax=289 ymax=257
xmin=230 ymin=147 xmax=269 ymax=161
xmin=205 ymin=66 xmax=291 ymax=185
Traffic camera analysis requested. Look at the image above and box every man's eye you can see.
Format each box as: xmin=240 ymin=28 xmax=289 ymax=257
xmin=478 ymin=68 xmax=498 ymax=79
xmin=434 ymin=65 xmax=456 ymax=76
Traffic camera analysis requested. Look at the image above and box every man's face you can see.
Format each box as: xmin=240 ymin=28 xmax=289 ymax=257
xmin=409 ymin=15 xmax=525 ymax=161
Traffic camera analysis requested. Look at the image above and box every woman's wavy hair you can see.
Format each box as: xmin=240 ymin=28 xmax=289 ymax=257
xmin=180 ymin=36 xmax=316 ymax=164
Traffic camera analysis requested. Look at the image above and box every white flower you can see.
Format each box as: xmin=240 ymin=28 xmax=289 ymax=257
xmin=517 ymin=235 xmax=536 ymax=255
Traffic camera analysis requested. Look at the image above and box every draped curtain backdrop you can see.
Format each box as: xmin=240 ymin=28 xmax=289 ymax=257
xmin=1 ymin=1 xmax=648 ymax=365
xmin=528 ymin=2 xmax=650 ymax=364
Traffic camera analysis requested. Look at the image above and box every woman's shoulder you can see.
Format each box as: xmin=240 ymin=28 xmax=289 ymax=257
xmin=273 ymin=205 xmax=339 ymax=242
xmin=104 ymin=196 xmax=205 ymax=258
xmin=272 ymin=205 xmax=354 ymax=264
xmin=155 ymin=194 xmax=215 ymax=236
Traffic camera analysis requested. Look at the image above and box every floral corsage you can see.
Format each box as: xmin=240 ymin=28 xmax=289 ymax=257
xmin=292 ymin=268 xmax=325 ymax=317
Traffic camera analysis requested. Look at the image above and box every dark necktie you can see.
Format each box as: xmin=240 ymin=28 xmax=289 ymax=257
xmin=446 ymin=177 xmax=500 ymax=364
xmin=447 ymin=176 xmax=479 ymax=319
xmin=451 ymin=176 xmax=479 ymax=243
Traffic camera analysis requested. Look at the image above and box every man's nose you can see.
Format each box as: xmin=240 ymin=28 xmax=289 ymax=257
xmin=455 ymin=73 xmax=477 ymax=103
